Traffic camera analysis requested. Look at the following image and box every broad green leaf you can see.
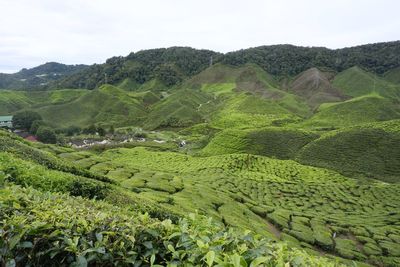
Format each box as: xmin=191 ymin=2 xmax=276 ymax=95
xmin=205 ymin=250 xmax=215 ymax=266
xmin=250 ymin=257 xmax=269 ymax=267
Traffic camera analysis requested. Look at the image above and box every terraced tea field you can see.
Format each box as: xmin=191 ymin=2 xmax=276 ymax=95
xmin=55 ymin=147 xmax=400 ymax=266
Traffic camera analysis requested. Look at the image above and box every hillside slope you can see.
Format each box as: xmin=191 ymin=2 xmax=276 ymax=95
xmin=297 ymin=120 xmax=400 ymax=183
xmin=289 ymin=68 xmax=347 ymax=107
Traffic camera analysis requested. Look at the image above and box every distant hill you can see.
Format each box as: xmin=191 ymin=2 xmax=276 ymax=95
xmin=0 ymin=62 xmax=88 ymax=90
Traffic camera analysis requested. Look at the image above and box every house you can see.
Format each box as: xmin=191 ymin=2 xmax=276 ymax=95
xmin=0 ymin=116 xmax=13 ymax=128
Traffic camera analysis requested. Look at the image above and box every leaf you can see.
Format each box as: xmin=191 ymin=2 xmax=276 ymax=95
xmin=19 ymin=241 xmax=33 ymax=248
xmin=144 ymin=241 xmax=153 ymax=249
xmin=8 ymin=235 xmax=21 ymax=250
xmin=167 ymin=244 xmax=175 ymax=252
xmin=231 ymin=254 xmax=242 ymax=267
xmin=205 ymin=251 xmax=215 ymax=266
xmin=150 ymin=254 xmax=156 ymax=266
xmin=95 ymin=232 xmax=103 ymax=242
xmin=72 ymin=255 xmax=87 ymax=267
xmin=250 ymin=256 xmax=269 ymax=267
xmin=197 ymin=240 xmax=204 ymax=248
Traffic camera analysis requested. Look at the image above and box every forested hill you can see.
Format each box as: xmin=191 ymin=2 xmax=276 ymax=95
xmin=0 ymin=62 xmax=88 ymax=90
xmin=1 ymin=41 xmax=399 ymax=90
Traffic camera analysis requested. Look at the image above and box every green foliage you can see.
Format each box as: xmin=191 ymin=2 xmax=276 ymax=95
xmin=0 ymin=131 xmax=112 ymax=183
xmin=36 ymin=126 xmax=57 ymax=144
xmin=302 ymin=94 xmax=400 ymax=128
xmin=0 ymin=185 xmax=343 ymax=267
xmin=222 ymin=41 xmax=400 ymax=76
xmin=29 ymin=119 xmax=45 ymax=134
xmin=12 ymin=110 xmax=42 ymax=130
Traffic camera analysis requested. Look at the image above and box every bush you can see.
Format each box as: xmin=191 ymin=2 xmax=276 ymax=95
xmin=68 ymin=179 xmax=109 ymax=199
xmin=36 ymin=126 xmax=57 ymax=144
xmin=29 ymin=120 xmax=45 ymax=134
xmin=0 ymin=185 xmax=343 ymax=267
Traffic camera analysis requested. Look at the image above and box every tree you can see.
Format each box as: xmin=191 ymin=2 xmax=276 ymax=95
xmin=36 ymin=126 xmax=57 ymax=144
xmin=97 ymin=126 xmax=106 ymax=137
xmin=83 ymin=124 xmax=97 ymax=135
xmin=12 ymin=110 xmax=42 ymax=130
xmin=64 ymin=125 xmax=81 ymax=136
xmin=29 ymin=120 xmax=45 ymax=134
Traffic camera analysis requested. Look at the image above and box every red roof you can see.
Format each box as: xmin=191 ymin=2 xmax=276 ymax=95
xmin=25 ymin=135 xmax=38 ymax=142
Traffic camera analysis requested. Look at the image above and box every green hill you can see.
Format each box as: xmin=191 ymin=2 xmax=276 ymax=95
xmin=289 ymin=68 xmax=347 ymax=107
xmin=202 ymin=127 xmax=319 ymax=159
xmin=384 ymin=67 xmax=400 ymax=84
xmin=36 ymin=85 xmax=147 ymax=128
xmin=333 ymin=66 xmax=400 ymax=98
xmin=143 ymin=88 xmax=215 ymax=129
xmin=297 ymin=120 xmax=400 ymax=182
xmin=301 ymin=93 xmax=400 ymax=128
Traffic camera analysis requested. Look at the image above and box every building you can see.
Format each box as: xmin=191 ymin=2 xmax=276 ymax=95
xmin=0 ymin=116 xmax=13 ymax=128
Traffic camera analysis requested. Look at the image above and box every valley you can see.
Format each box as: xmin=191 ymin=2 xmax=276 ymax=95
xmin=1 ymin=43 xmax=400 ymax=266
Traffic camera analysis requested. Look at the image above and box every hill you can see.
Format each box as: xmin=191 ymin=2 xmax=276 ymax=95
xmin=333 ymin=66 xmax=400 ymax=98
xmin=0 ymin=62 xmax=87 ymax=90
xmin=2 ymin=41 xmax=399 ymax=91
xmin=289 ymin=68 xmax=348 ymax=107
xmin=297 ymin=120 xmax=400 ymax=183
xmin=384 ymin=67 xmax=400 ymax=84
xmin=35 ymin=85 xmax=147 ymax=128
xmin=301 ymin=93 xmax=400 ymax=128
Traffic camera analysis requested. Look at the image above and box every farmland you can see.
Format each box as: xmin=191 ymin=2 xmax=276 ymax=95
xmin=1 ymin=42 xmax=400 ymax=266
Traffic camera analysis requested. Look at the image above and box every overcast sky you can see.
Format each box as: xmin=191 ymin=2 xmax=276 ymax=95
xmin=0 ymin=0 xmax=399 ymax=73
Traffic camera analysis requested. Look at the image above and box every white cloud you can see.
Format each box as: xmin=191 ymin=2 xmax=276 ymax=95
xmin=0 ymin=0 xmax=399 ymax=73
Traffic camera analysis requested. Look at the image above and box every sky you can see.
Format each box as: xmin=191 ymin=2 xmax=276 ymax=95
xmin=0 ymin=0 xmax=399 ymax=73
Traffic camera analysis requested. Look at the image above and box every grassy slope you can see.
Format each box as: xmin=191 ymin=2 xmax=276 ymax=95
xmin=384 ymin=67 xmax=400 ymax=84
xmin=301 ymin=93 xmax=400 ymax=128
xmin=289 ymin=68 xmax=347 ymax=108
xmin=333 ymin=66 xmax=400 ymax=98
xmin=143 ymin=88 xmax=215 ymax=129
xmin=36 ymin=85 xmax=147 ymax=128
xmin=202 ymin=127 xmax=319 ymax=159
xmin=296 ymin=119 xmax=400 ymax=183
xmin=0 ymin=89 xmax=88 ymax=115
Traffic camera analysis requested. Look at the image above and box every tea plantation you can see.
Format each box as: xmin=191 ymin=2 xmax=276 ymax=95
xmin=1 ymin=48 xmax=400 ymax=266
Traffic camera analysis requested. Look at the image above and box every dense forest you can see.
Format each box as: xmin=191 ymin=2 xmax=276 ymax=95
xmin=1 ymin=41 xmax=399 ymax=90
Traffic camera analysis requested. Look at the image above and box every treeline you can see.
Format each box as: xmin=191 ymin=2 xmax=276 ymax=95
xmin=1 ymin=42 xmax=399 ymax=90
xmin=52 ymin=47 xmax=221 ymax=89
xmin=53 ymin=41 xmax=400 ymax=89
xmin=222 ymin=41 xmax=400 ymax=76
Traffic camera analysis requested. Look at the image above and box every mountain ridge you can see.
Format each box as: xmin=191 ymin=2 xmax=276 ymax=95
xmin=1 ymin=41 xmax=399 ymax=90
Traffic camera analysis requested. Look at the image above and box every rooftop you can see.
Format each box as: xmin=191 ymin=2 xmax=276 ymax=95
xmin=0 ymin=116 xmax=13 ymax=121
